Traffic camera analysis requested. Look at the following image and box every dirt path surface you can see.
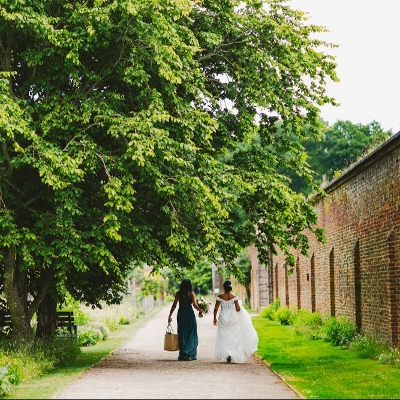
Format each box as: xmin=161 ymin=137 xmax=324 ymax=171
xmin=53 ymin=305 xmax=301 ymax=399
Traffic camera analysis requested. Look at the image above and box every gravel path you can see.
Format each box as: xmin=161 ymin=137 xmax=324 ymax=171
xmin=53 ymin=305 xmax=301 ymax=399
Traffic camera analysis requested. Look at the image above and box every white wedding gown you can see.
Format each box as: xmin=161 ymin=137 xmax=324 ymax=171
xmin=213 ymin=296 xmax=259 ymax=363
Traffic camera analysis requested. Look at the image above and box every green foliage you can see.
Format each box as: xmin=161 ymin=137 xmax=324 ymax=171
xmin=86 ymin=322 xmax=110 ymax=341
xmin=321 ymin=120 xmax=391 ymax=180
xmin=260 ymin=303 xmax=357 ymax=349
xmin=349 ymin=333 xmax=391 ymax=360
xmin=75 ymin=320 xmax=111 ymax=347
xmin=140 ymin=277 xmax=161 ymax=301
xmin=43 ymin=339 xmax=82 ymax=367
xmin=286 ymin=119 xmax=393 ymax=194
xmin=319 ymin=315 xmax=357 ymax=347
xmin=76 ymin=315 xmax=127 ymax=345
xmin=71 ymin=309 xmax=90 ymax=326
xmin=180 ymin=258 xmax=213 ymax=295
xmin=232 ymin=251 xmax=252 ymax=288
xmin=0 ymin=0 xmax=339 ymax=340
xmin=0 ymin=336 xmax=81 ymax=397
xmin=259 ymin=299 xmax=280 ymax=320
xmin=77 ymin=330 xmax=101 ymax=347
xmin=378 ymin=347 xmax=400 ymax=366
xmin=274 ymin=307 xmax=296 ymax=325
xmin=0 ymin=362 xmax=19 ymax=397
xmin=293 ymin=309 xmax=323 ymax=340
xmin=118 ymin=315 xmax=131 ymax=325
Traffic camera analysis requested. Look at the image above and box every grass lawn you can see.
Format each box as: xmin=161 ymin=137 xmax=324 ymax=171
xmin=253 ymin=317 xmax=400 ymax=399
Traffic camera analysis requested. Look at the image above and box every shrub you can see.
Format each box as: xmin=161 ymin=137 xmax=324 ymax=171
xmin=76 ymin=320 xmax=112 ymax=346
xmin=294 ymin=310 xmax=323 ymax=339
xmin=0 ymin=362 xmax=18 ymax=397
xmin=259 ymin=299 xmax=280 ymax=320
xmin=378 ymin=347 xmax=400 ymax=366
xmin=77 ymin=331 xmax=99 ymax=347
xmin=119 ymin=315 xmax=131 ymax=325
xmin=275 ymin=307 xmax=293 ymax=325
xmin=349 ymin=333 xmax=390 ymax=360
xmin=73 ymin=308 xmax=90 ymax=326
xmin=320 ymin=316 xmax=357 ymax=347
xmin=86 ymin=321 xmax=110 ymax=340
xmin=77 ymin=325 xmax=103 ymax=347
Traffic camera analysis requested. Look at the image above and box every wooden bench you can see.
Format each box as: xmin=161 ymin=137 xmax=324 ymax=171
xmin=56 ymin=311 xmax=78 ymax=338
xmin=0 ymin=310 xmax=77 ymax=338
xmin=0 ymin=311 xmax=12 ymax=335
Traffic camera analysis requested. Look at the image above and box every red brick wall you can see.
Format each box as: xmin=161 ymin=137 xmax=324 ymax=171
xmin=250 ymin=132 xmax=400 ymax=347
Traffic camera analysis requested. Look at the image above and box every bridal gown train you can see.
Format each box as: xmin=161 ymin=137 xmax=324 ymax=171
xmin=213 ymin=296 xmax=259 ymax=363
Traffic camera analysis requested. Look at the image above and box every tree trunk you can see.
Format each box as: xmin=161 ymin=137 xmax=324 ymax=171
xmin=36 ymin=292 xmax=58 ymax=339
xmin=246 ymin=285 xmax=251 ymax=307
xmin=3 ymin=245 xmax=54 ymax=341
xmin=3 ymin=245 xmax=33 ymax=341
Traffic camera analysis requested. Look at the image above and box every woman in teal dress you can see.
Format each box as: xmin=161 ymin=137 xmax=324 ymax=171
xmin=168 ymin=279 xmax=204 ymax=361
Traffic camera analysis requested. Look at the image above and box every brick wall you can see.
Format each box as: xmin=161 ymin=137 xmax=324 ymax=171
xmin=250 ymin=131 xmax=400 ymax=347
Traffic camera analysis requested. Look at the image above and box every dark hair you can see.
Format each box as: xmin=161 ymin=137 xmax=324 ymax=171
xmin=179 ymin=278 xmax=193 ymax=299
xmin=223 ymin=280 xmax=232 ymax=292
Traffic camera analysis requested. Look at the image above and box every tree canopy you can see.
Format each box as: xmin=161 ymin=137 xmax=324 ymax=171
xmin=285 ymin=120 xmax=393 ymax=195
xmin=0 ymin=0 xmax=338 ymax=339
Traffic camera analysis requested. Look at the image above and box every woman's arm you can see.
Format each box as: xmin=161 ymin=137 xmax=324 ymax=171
xmin=213 ymin=299 xmax=220 ymax=325
xmin=191 ymin=291 xmax=204 ymax=313
xmin=234 ymin=299 xmax=241 ymax=312
xmin=168 ymin=292 xmax=179 ymax=322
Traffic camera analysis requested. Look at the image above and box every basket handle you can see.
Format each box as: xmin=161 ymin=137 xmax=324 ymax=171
xmin=166 ymin=323 xmax=174 ymax=334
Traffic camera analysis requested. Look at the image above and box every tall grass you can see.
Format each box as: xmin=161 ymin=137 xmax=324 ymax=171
xmin=0 ymin=337 xmax=82 ymax=397
xmin=79 ymin=302 xmax=138 ymax=330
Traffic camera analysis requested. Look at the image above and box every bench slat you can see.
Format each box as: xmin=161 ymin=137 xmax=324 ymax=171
xmin=56 ymin=311 xmax=78 ymax=338
xmin=0 ymin=312 xmax=12 ymax=334
xmin=0 ymin=311 xmax=78 ymax=338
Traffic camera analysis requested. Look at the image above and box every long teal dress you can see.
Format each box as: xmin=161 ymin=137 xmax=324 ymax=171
xmin=177 ymin=293 xmax=198 ymax=360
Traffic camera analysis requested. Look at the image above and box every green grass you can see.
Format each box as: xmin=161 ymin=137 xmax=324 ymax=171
xmin=253 ymin=317 xmax=400 ymax=399
xmin=4 ymin=306 xmax=162 ymax=399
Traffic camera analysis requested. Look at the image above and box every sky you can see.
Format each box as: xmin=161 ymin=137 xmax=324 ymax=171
xmin=289 ymin=0 xmax=400 ymax=134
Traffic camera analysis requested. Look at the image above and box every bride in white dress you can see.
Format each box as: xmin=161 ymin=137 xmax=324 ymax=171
xmin=213 ymin=280 xmax=259 ymax=363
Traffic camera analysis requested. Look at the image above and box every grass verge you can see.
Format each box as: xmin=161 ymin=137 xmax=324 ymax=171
xmin=253 ymin=317 xmax=400 ymax=399
xmin=4 ymin=305 xmax=164 ymax=400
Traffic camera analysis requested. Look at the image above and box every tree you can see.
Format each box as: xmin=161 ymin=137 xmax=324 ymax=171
xmin=286 ymin=120 xmax=393 ymax=195
xmin=0 ymin=0 xmax=337 ymax=340
xmin=182 ymin=258 xmax=213 ymax=295
xmin=319 ymin=120 xmax=392 ymax=181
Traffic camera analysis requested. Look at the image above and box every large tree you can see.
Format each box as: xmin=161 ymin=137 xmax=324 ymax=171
xmin=0 ymin=0 xmax=337 ymax=340
xmin=285 ymin=120 xmax=392 ymax=195
xmin=318 ymin=120 xmax=392 ymax=181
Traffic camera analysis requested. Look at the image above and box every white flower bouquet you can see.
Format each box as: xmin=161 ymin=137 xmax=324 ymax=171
xmin=197 ymin=296 xmax=212 ymax=318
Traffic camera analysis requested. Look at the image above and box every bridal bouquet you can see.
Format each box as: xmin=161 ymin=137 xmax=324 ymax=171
xmin=197 ymin=296 xmax=212 ymax=318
